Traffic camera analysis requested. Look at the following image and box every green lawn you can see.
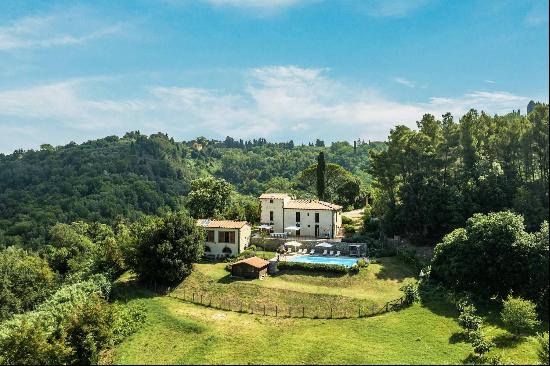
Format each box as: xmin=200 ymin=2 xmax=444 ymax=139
xmin=174 ymin=257 xmax=417 ymax=317
xmin=104 ymin=279 xmax=542 ymax=365
xmin=103 ymin=259 xmax=545 ymax=365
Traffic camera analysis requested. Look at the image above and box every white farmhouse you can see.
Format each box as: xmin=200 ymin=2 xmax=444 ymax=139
xmin=259 ymin=193 xmax=343 ymax=238
xmin=196 ymin=219 xmax=251 ymax=258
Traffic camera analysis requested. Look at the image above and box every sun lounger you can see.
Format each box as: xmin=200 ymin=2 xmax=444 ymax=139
xmin=329 ymin=250 xmax=334 ymax=256
xmin=322 ymin=250 xmax=328 ymax=256
xmin=335 ymin=251 xmax=341 ymax=257
xmin=298 ymin=248 xmax=304 ymax=254
xmin=309 ymin=249 xmax=315 ymax=255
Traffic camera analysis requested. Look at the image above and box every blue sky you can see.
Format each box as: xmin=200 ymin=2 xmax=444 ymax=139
xmin=0 ymin=0 xmax=548 ymax=153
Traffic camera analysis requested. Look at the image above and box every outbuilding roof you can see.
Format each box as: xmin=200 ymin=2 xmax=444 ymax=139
xmin=232 ymin=256 xmax=270 ymax=269
xmin=196 ymin=219 xmax=249 ymax=229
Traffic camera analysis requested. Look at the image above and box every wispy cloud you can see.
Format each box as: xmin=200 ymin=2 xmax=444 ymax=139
xmin=485 ymin=80 xmax=496 ymax=84
xmin=0 ymin=66 xmax=536 ymax=153
xmin=0 ymin=12 xmax=122 ymax=51
xmin=364 ymin=0 xmax=431 ymax=17
xmin=201 ymin=0 xmax=316 ymax=14
xmin=392 ymin=77 xmax=415 ymax=88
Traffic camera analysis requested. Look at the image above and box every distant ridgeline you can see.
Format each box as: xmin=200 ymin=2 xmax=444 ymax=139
xmin=0 ymin=132 xmax=383 ymax=248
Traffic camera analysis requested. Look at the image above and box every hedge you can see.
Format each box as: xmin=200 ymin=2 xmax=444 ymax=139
xmin=277 ymin=261 xmax=352 ymax=274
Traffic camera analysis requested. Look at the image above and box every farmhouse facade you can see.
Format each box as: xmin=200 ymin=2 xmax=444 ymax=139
xmin=259 ymin=193 xmax=343 ymax=238
xmin=197 ymin=219 xmax=251 ymax=258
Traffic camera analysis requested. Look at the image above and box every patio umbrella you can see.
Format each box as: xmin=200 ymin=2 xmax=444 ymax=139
xmin=258 ymin=224 xmax=272 ymax=230
xmin=284 ymin=226 xmax=300 ymax=231
xmin=315 ymin=242 xmax=333 ymax=248
xmin=284 ymin=240 xmax=302 ymax=252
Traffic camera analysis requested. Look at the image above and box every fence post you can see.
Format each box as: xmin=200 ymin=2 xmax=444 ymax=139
xmin=200 ymin=294 xmax=203 ymax=304
xmin=275 ymin=305 xmax=278 ymax=317
xmin=385 ymin=303 xmax=388 ymax=312
xmin=302 ymin=306 xmax=305 ymax=318
xmin=330 ymin=308 xmax=333 ymax=319
xmin=241 ymin=302 xmax=243 ymax=312
xmin=263 ymin=304 xmax=266 ymax=316
xmin=289 ymin=307 xmax=291 ymax=318
xmin=192 ymin=293 xmax=195 ymax=302
xmin=358 ymin=306 xmax=361 ymax=318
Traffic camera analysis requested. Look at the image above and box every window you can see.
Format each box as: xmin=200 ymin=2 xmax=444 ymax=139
xmin=218 ymin=231 xmax=235 ymax=243
xmin=207 ymin=230 xmax=215 ymax=242
xmin=296 ymin=212 xmax=300 ymax=222
xmin=315 ymin=213 xmax=319 ymax=223
xmin=270 ymin=199 xmax=273 ymax=203
xmin=270 ymin=211 xmax=274 ymax=221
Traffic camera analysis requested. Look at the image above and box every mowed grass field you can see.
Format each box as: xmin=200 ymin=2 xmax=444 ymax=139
xmin=172 ymin=257 xmax=417 ymax=317
xmin=102 ymin=259 xmax=545 ymax=365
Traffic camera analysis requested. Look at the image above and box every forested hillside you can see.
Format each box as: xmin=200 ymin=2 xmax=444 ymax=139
xmin=368 ymin=103 xmax=549 ymax=245
xmin=0 ymin=132 xmax=382 ymax=248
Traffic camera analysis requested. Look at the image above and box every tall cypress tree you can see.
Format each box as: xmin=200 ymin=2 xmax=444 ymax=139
xmin=316 ymin=152 xmax=326 ymax=200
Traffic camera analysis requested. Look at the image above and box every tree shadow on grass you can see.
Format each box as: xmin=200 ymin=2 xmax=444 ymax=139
xmin=111 ymin=276 xmax=162 ymax=302
xmin=374 ymin=258 xmax=417 ymax=282
xmin=449 ymin=331 xmax=469 ymax=344
xmin=492 ymin=333 xmax=526 ymax=349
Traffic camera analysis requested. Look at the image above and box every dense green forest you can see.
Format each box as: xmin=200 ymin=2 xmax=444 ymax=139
xmin=368 ymin=104 xmax=549 ymax=245
xmin=0 ymin=132 xmax=382 ymax=248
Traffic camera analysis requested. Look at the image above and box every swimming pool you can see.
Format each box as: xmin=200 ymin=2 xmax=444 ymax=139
xmin=287 ymin=255 xmax=358 ymax=267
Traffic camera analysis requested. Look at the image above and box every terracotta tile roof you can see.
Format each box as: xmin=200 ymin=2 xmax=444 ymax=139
xmin=196 ymin=219 xmax=249 ymax=229
xmin=232 ymin=256 xmax=270 ymax=269
xmin=284 ymin=199 xmax=342 ymax=211
xmin=259 ymin=193 xmax=291 ymax=199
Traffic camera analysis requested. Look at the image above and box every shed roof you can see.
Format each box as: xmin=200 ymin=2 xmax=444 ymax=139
xmin=232 ymin=256 xmax=270 ymax=269
xmin=196 ymin=219 xmax=249 ymax=229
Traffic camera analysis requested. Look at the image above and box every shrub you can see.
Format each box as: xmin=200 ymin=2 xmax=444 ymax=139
xmin=501 ymin=295 xmax=540 ymax=335
xmin=342 ymin=216 xmax=354 ymax=225
xmin=536 ymin=332 xmax=549 ymax=365
xmin=343 ymin=224 xmax=356 ymax=235
xmin=356 ymin=258 xmax=368 ymax=268
xmin=468 ymin=330 xmax=494 ymax=356
xmin=277 ymin=261 xmax=349 ymax=274
xmin=400 ymin=283 xmax=419 ymax=305
xmin=457 ymin=300 xmax=482 ymax=332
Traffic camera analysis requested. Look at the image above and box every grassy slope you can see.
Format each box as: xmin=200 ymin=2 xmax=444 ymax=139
xmin=105 ymin=259 xmax=545 ymax=365
xmin=176 ymin=257 xmax=417 ymax=315
xmin=106 ymin=284 xmax=542 ymax=365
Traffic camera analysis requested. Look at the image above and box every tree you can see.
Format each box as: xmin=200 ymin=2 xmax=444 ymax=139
xmin=186 ymin=177 xmax=233 ymax=219
xmin=431 ymin=211 xmax=548 ymax=308
xmin=0 ymin=247 xmax=57 ymax=321
xmin=131 ymin=211 xmax=204 ymax=285
xmin=0 ymin=319 xmax=73 ymax=365
xmin=316 ymin=152 xmax=326 ymax=200
xmin=501 ymin=295 xmax=540 ymax=335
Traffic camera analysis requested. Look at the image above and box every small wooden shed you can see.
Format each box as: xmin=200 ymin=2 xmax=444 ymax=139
xmin=231 ymin=257 xmax=270 ymax=279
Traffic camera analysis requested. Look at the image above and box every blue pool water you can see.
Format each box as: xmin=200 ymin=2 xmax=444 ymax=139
xmin=287 ymin=255 xmax=358 ymax=267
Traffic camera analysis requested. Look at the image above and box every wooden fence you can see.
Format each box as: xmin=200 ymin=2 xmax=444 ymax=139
xmin=166 ymin=290 xmax=406 ymax=320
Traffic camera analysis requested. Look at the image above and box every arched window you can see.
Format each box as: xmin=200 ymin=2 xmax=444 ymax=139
xmin=204 ymin=246 xmax=211 ymax=253
xmin=222 ymin=247 xmax=232 ymax=255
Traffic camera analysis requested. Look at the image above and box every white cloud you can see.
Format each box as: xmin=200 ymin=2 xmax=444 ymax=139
xmin=0 ymin=66 xmax=536 ymax=153
xmin=392 ymin=77 xmax=415 ymax=88
xmin=204 ymin=0 xmax=307 ymax=9
xmin=0 ymin=13 xmax=121 ymax=51
xmin=484 ymin=80 xmax=496 ymax=84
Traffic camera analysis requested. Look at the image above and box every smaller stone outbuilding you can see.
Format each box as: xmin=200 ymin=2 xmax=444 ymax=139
xmin=231 ymin=256 xmax=270 ymax=279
